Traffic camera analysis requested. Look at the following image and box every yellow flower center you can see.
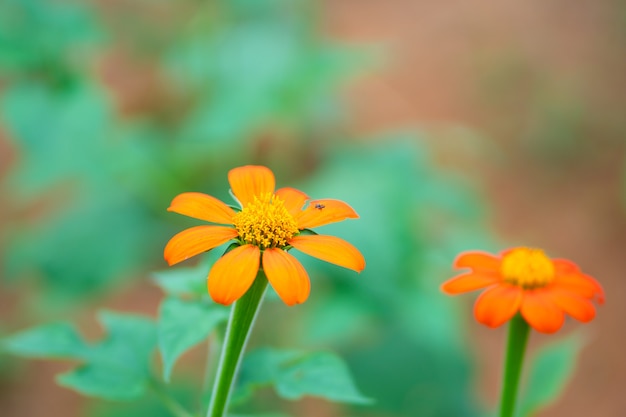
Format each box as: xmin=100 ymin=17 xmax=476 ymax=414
xmin=501 ymin=248 xmax=555 ymax=289
xmin=232 ymin=192 xmax=299 ymax=249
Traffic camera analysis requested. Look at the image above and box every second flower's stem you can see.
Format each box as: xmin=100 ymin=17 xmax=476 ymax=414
xmin=206 ymin=272 xmax=268 ymax=417
xmin=499 ymin=313 xmax=531 ymax=417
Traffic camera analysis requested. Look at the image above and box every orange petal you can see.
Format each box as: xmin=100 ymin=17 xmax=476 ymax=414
xmin=262 ymin=248 xmax=310 ymax=306
xmin=289 ymin=235 xmax=365 ymax=272
xmin=474 ymin=284 xmax=523 ymax=328
xmin=441 ymin=272 xmax=501 ymax=295
xmin=554 ymin=272 xmax=605 ymax=303
xmin=275 ymin=187 xmax=309 ymax=216
xmin=454 ymin=251 xmax=501 ymax=273
xmin=581 ymin=273 xmax=605 ymax=303
xmin=208 ymin=244 xmax=260 ymax=306
xmin=164 ymin=226 xmax=238 ymax=266
xmin=520 ymin=290 xmax=565 ymax=334
xmin=295 ymin=199 xmax=359 ymax=230
xmin=228 ymin=165 xmax=275 ymax=207
xmin=546 ymin=288 xmax=596 ymax=323
xmin=167 ymin=192 xmax=236 ymax=224
xmin=553 ymin=258 xmax=581 ymax=274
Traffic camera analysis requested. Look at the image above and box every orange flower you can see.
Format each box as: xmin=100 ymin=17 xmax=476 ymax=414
xmin=441 ymin=248 xmax=604 ymax=334
xmin=164 ymin=165 xmax=365 ymax=306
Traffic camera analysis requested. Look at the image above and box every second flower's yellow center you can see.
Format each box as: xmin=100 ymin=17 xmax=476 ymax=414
xmin=232 ymin=192 xmax=299 ymax=249
xmin=501 ymin=248 xmax=555 ymax=289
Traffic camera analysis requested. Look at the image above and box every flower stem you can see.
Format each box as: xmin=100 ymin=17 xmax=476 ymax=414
xmin=499 ymin=313 xmax=531 ymax=417
xmin=206 ymin=272 xmax=268 ymax=417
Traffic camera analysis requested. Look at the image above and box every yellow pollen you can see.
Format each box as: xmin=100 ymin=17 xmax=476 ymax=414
xmin=501 ymin=248 xmax=555 ymax=289
xmin=232 ymin=192 xmax=299 ymax=249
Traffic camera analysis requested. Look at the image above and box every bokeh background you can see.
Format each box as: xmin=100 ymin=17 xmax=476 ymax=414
xmin=1 ymin=0 xmax=625 ymax=416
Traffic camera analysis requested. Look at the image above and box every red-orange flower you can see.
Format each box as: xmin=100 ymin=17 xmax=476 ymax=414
xmin=164 ymin=165 xmax=365 ymax=306
xmin=441 ymin=248 xmax=604 ymax=334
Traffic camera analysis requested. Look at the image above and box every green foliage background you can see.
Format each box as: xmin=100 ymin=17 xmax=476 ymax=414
xmin=0 ymin=1 xmax=597 ymax=417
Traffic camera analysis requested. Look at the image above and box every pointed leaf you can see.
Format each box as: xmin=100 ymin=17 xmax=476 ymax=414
xmin=57 ymin=364 xmax=146 ymax=400
xmin=4 ymin=311 xmax=157 ymax=401
xmin=2 ymin=322 xmax=87 ymax=359
xmin=236 ymin=348 xmax=371 ymax=405
xmin=275 ymin=352 xmax=372 ymax=404
xmin=517 ymin=332 xmax=585 ymax=417
xmin=57 ymin=311 xmax=157 ymax=400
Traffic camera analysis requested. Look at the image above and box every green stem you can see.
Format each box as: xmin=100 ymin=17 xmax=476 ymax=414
xmin=206 ymin=272 xmax=268 ymax=417
xmin=499 ymin=314 xmax=531 ymax=417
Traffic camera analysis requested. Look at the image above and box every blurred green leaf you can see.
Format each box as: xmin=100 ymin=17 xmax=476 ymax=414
xmin=57 ymin=311 xmax=157 ymax=400
xmin=235 ymin=347 xmax=371 ymax=405
xmin=3 ymin=311 xmax=157 ymax=401
xmin=2 ymin=322 xmax=87 ymax=359
xmin=0 ymin=0 xmax=102 ymax=76
xmin=4 ymin=191 xmax=162 ymax=301
xmin=517 ymin=332 xmax=585 ymax=417
xmin=158 ymin=297 xmax=229 ymax=382
xmin=274 ymin=352 xmax=372 ymax=404
xmin=59 ymin=363 xmax=147 ymax=401
xmin=2 ymin=82 xmax=112 ymax=197
xmin=166 ymin=2 xmax=373 ymax=150
xmin=1 ymin=82 xmax=169 ymax=300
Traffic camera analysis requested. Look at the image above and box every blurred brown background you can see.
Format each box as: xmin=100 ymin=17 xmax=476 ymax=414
xmin=1 ymin=0 xmax=625 ymax=416
xmin=327 ymin=1 xmax=626 ymax=416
